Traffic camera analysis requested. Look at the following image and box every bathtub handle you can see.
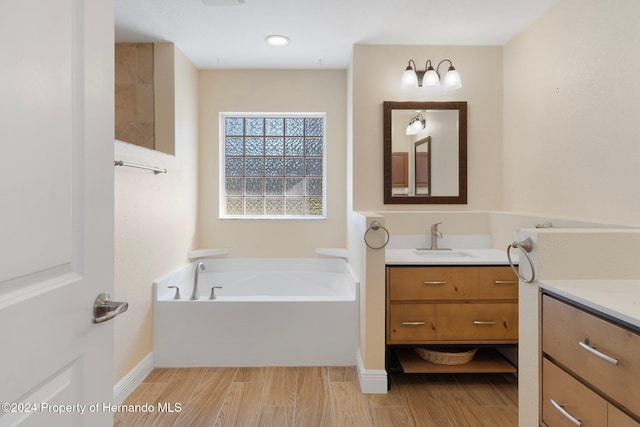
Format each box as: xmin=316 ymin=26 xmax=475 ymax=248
xmin=168 ymin=286 xmax=181 ymax=300
xmin=209 ymin=286 xmax=223 ymax=300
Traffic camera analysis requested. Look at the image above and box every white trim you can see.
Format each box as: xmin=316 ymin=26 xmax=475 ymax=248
xmin=315 ymin=247 xmax=349 ymax=258
xmin=355 ymin=347 xmax=388 ymax=394
xmin=113 ymin=352 xmax=154 ymax=405
xmin=187 ymin=248 xmax=230 ymax=260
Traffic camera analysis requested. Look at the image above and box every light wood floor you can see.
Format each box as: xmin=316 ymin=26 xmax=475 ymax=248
xmin=114 ymin=367 xmax=518 ymax=427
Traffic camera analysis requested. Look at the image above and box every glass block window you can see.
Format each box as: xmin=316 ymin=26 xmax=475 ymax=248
xmin=220 ymin=113 xmax=326 ymax=218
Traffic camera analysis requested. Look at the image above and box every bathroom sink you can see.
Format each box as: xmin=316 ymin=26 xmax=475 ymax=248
xmin=386 ymin=248 xmax=510 ymax=265
xmin=412 ymin=249 xmax=476 ymax=258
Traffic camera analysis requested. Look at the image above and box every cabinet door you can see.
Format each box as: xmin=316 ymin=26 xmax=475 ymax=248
xmin=388 ymin=267 xmax=478 ymax=301
xmin=436 ymin=303 xmax=518 ymax=342
xmin=388 ymin=303 xmax=436 ymax=343
xmin=415 ymin=152 xmax=430 ymax=186
xmin=542 ymin=358 xmax=607 ymax=427
xmin=391 ymin=152 xmax=408 ymax=187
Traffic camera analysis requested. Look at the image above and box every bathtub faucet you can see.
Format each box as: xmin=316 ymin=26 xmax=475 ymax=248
xmin=191 ymin=262 xmax=205 ymax=300
xmin=209 ymin=286 xmax=223 ymax=300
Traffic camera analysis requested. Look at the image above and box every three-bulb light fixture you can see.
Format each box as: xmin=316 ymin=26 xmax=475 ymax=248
xmin=401 ymin=59 xmax=462 ymax=90
xmin=406 ymin=114 xmax=426 ymax=136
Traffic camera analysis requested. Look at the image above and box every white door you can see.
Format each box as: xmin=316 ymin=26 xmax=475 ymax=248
xmin=0 ymin=0 xmax=116 ymax=426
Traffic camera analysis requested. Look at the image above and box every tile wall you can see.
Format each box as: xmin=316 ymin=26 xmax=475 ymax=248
xmin=115 ymin=43 xmax=155 ymax=150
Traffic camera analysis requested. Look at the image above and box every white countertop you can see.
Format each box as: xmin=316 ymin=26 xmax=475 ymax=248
xmin=539 ymin=279 xmax=640 ymax=329
xmin=385 ymin=248 xmax=516 ymax=266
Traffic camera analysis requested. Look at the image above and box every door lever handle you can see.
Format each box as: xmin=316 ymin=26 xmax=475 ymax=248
xmin=93 ymin=292 xmax=128 ymax=324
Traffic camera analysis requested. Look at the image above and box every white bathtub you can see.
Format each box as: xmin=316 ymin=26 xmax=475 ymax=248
xmin=153 ymin=258 xmax=358 ymax=367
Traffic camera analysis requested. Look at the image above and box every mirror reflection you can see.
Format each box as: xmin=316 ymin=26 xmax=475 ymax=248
xmin=384 ymin=101 xmax=467 ymax=204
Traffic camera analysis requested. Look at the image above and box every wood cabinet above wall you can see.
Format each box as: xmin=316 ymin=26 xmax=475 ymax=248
xmin=115 ymin=43 xmax=175 ymax=155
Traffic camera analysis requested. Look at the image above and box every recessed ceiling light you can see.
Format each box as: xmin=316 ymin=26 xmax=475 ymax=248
xmin=265 ymin=35 xmax=290 ymax=47
xmin=201 ymin=0 xmax=245 ymax=6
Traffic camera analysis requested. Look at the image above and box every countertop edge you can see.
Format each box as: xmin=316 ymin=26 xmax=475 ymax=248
xmin=385 ymin=248 xmax=516 ymax=266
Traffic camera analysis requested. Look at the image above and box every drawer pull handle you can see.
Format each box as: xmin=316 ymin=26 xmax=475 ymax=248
xmin=550 ymin=399 xmax=582 ymax=426
xmin=423 ymin=281 xmax=447 ymax=285
xmin=401 ymin=321 xmax=426 ymax=326
xmin=578 ymin=341 xmax=619 ymax=366
xmin=473 ymin=321 xmax=497 ymax=325
xmin=494 ymin=280 xmax=517 ymax=285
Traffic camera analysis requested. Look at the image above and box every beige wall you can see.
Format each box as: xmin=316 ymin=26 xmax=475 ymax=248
xmin=348 ymin=44 xmax=503 ymax=376
xmin=114 ymin=45 xmax=199 ymax=383
xmin=197 ymin=70 xmax=347 ymax=257
xmin=351 ymin=44 xmax=504 ymax=212
xmin=503 ymin=0 xmax=640 ymax=226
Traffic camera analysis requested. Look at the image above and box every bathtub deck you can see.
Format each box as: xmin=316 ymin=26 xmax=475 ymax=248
xmin=114 ymin=366 xmax=518 ymax=426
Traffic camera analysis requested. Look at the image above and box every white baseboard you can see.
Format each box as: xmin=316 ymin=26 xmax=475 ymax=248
xmin=355 ymin=347 xmax=387 ymax=394
xmin=113 ymin=350 xmax=387 ymax=400
xmin=113 ymin=352 xmax=154 ymax=405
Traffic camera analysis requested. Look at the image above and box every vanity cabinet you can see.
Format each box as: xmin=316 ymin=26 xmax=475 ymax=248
xmin=541 ymin=294 xmax=640 ymax=426
xmin=386 ymin=265 xmax=518 ymax=374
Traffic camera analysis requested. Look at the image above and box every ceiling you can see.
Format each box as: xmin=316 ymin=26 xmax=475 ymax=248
xmin=115 ymin=0 xmax=559 ymax=70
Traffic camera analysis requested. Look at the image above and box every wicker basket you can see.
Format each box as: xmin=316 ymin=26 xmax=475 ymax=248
xmin=414 ymin=348 xmax=478 ymax=365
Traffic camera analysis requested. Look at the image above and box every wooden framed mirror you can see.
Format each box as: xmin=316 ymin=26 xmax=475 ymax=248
xmin=383 ymin=101 xmax=467 ymax=204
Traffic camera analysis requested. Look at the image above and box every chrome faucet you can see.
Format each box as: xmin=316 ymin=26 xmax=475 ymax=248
xmin=190 ymin=262 xmax=205 ymax=300
xmin=430 ymin=222 xmax=443 ymax=250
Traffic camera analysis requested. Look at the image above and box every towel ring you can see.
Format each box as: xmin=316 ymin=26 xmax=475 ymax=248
xmin=364 ymin=221 xmax=389 ymax=250
xmin=507 ymin=237 xmax=535 ymax=283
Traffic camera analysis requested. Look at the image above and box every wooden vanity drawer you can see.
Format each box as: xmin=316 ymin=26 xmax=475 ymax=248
xmin=436 ymin=302 xmax=518 ymax=341
xmin=543 ymin=295 xmax=640 ymax=416
xmin=477 ymin=266 xmax=518 ymax=300
xmin=388 ymin=303 xmax=436 ymax=343
xmin=387 ymin=267 xmax=477 ymax=301
xmin=542 ymin=357 xmax=607 ymax=427
xmin=609 ymin=405 xmax=640 ymax=427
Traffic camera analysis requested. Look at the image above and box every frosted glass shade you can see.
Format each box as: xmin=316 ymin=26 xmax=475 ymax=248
xmin=401 ymin=68 xmax=419 ymax=88
xmin=406 ymin=124 xmax=414 ymax=135
xmin=443 ymin=68 xmax=462 ymax=90
xmin=406 ymin=117 xmax=424 ymax=135
xmin=422 ymin=69 xmax=440 ymax=88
